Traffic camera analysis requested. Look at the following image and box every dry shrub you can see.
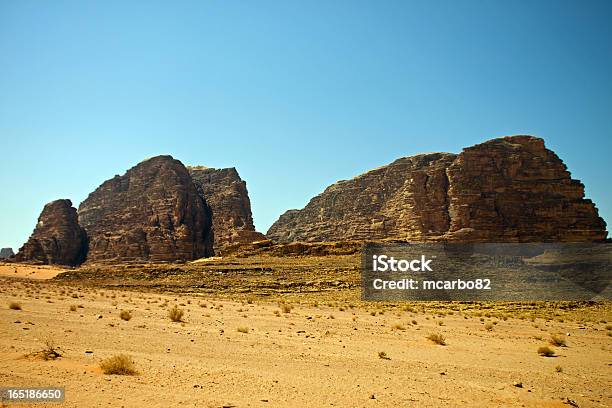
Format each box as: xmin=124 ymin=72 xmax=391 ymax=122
xmin=119 ymin=310 xmax=132 ymax=321
xmin=69 ymin=305 xmax=77 ymax=312
xmin=9 ymin=301 xmax=21 ymax=310
xmin=100 ymin=354 xmax=137 ymax=375
xmin=280 ymin=303 xmax=293 ymax=313
xmin=537 ymin=346 xmax=555 ymax=357
xmin=168 ymin=305 xmax=184 ymax=322
xmin=35 ymin=338 xmax=62 ymax=360
xmin=550 ymin=334 xmax=567 ymax=347
xmin=427 ymin=333 xmax=446 ymax=345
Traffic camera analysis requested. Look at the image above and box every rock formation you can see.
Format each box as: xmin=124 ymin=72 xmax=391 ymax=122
xmin=78 ymin=156 xmax=213 ymax=262
xmin=14 ymin=199 xmax=87 ymax=265
xmin=188 ymin=166 xmax=266 ymax=250
xmin=0 ymin=248 xmax=15 ymax=259
xmin=267 ymin=136 xmax=607 ymax=243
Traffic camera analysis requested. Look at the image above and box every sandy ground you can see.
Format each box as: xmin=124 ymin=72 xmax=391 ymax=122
xmin=0 ymin=275 xmax=610 ymax=408
xmin=0 ymin=263 xmax=66 ymax=280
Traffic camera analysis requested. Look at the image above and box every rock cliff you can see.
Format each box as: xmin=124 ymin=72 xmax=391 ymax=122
xmin=188 ymin=166 xmax=266 ymax=250
xmin=15 ymin=199 xmax=87 ymax=265
xmin=267 ymin=136 xmax=607 ymax=243
xmin=78 ymin=156 xmax=213 ymax=262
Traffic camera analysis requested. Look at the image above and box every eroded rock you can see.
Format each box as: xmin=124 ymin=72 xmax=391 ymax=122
xmin=267 ymin=136 xmax=607 ymax=243
xmin=188 ymin=166 xmax=266 ymax=250
xmin=15 ymin=199 xmax=87 ymax=265
xmin=78 ymin=156 xmax=213 ymax=262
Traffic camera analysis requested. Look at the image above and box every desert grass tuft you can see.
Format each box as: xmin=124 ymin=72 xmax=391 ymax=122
xmin=100 ymin=354 xmax=138 ymax=375
xmin=168 ymin=305 xmax=184 ymax=322
xmin=549 ymin=334 xmax=567 ymax=347
xmin=391 ymin=323 xmax=406 ymax=331
xmin=427 ymin=332 xmax=446 ymax=345
xmin=537 ymin=346 xmax=555 ymax=357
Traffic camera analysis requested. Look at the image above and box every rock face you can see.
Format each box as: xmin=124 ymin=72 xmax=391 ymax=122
xmin=78 ymin=156 xmax=213 ymax=262
xmin=188 ymin=166 xmax=266 ymax=250
xmin=14 ymin=199 xmax=87 ymax=265
xmin=267 ymin=136 xmax=607 ymax=243
xmin=0 ymin=248 xmax=15 ymax=259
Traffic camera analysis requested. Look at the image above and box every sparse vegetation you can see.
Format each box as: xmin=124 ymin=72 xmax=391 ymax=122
xmin=550 ymin=334 xmax=567 ymax=347
xmin=237 ymin=326 xmax=249 ymax=334
xmin=427 ymin=333 xmax=446 ymax=345
xmin=119 ymin=310 xmax=132 ymax=321
xmin=280 ymin=303 xmax=293 ymax=313
xmin=168 ymin=305 xmax=184 ymax=322
xmin=555 ymin=365 xmax=563 ymax=373
xmin=100 ymin=354 xmax=138 ymax=375
xmin=537 ymin=346 xmax=555 ymax=357
xmin=9 ymin=301 xmax=22 ymax=310
xmin=33 ymin=338 xmax=62 ymax=360
xmin=391 ymin=323 xmax=406 ymax=331
xmin=484 ymin=322 xmax=494 ymax=331
xmin=69 ymin=304 xmax=77 ymax=312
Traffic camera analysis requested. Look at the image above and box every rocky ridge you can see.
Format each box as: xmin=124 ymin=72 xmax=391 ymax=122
xmin=267 ymin=136 xmax=607 ymax=243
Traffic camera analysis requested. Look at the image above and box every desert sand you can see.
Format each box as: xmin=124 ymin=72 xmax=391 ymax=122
xmin=0 ymin=258 xmax=610 ymax=408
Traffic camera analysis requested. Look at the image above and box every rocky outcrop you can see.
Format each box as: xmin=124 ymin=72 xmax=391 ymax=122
xmin=267 ymin=136 xmax=607 ymax=243
xmin=188 ymin=166 xmax=266 ymax=250
xmin=78 ymin=156 xmax=213 ymax=262
xmin=14 ymin=199 xmax=87 ymax=265
xmin=0 ymin=248 xmax=15 ymax=259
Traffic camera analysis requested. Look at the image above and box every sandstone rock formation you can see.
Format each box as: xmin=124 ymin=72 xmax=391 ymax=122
xmin=14 ymin=199 xmax=87 ymax=265
xmin=188 ymin=166 xmax=266 ymax=250
xmin=0 ymin=248 xmax=15 ymax=259
xmin=78 ymin=156 xmax=213 ymax=262
xmin=267 ymin=136 xmax=607 ymax=243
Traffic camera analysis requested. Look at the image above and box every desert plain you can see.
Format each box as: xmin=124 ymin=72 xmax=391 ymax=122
xmin=0 ymin=253 xmax=610 ymax=408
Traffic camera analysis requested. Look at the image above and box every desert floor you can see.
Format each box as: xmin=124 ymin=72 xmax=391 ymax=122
xmin=0 ymin=260 xmax=610 ymax=408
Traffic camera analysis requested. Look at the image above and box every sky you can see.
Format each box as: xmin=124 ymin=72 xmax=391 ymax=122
xmin=1 ymin=0 xmax=611 ymax=251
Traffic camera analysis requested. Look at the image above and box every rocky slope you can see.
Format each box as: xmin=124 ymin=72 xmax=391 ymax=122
xmin=267 ymin=136 xmax=607 ymax=243
xmin=78 ymin=156 xmax=213 ymax=262
xmin=14 ymin=199 xmax=87 ymax=265
xmin=188 ymin=166 xmax=266 ymax=250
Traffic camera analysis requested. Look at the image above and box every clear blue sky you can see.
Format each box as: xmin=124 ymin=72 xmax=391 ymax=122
xmin=1 ymin=0 xmax=610 ymax=251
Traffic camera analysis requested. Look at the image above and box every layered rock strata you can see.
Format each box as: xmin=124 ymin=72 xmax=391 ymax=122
xmin=78 ymin=156 xmax=213 ymax=262
xmin=267 ymin=136 xmax=607 ymax=243
xmin=15 ymin=199 xmax=87 ymax=265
